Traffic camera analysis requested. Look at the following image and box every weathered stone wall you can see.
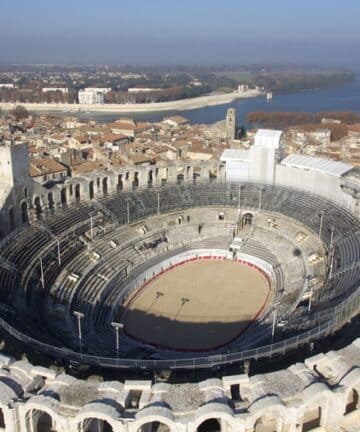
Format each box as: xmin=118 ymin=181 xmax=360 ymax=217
xmin=0 ymin=339 xmax=358 ymax=432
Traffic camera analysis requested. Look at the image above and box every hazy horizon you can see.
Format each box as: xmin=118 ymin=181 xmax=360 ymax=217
xmin=1 ymin=0 xmax=360 ymax=66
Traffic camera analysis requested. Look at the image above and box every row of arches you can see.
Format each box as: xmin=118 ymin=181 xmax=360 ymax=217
xmin=0 ymin=162 xmax=226 ymax=237
xmin=0 ymin=386 xmax=356 ymax=432
xmin=12 ymin=389 xmax=359 ymax=432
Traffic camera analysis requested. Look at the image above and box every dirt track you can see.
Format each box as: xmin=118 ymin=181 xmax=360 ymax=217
xmin=123 ymin=260 xmax=271 ymax=350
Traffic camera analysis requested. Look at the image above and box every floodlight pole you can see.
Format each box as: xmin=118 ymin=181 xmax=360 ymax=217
xmin=329 ymin=252 xmax=335 ymax=279
xmin=258 ymin=188 xmax=262 ymax=212
xmin=238 ymin=184 xmax=241 ymax=210
xmin=90 ymin=215 xmax=94 ymax=241
xmin=57 ymin=238 xmax=61 ymax=266
xmin=111 ymin=322 xmax=124 ymax=354
xmin=73 ymin=311 xmax=85 ymax=355
xmin=126 ymin=200 xmax=130 ymax=224
xmin=329 ymin=226 xmax=335 ymax=252
xmin=308 ymin=285 xmax=313 ymax=313
xmin=39 ymin=257 xmax=45 ymax=290
xmin=271 ymin=308 xmax=277 ymax=344
xmin=319 ymin=212 xmax=324 ymax=240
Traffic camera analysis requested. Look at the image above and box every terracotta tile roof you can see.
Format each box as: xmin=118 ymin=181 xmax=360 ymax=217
xmin=71 ymin=160 xmax=107 ymax=175
xmin=30 ymin=157 xmax=67 ymax=177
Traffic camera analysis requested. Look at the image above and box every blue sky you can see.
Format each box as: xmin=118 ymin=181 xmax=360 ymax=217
xmin=1 ymin=0 xmax=360 ymax=65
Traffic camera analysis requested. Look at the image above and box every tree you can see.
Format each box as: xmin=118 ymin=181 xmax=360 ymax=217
xmin=10 ymin=105 xmax=29 ymax=121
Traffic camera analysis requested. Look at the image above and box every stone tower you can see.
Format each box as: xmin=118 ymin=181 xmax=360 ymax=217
xmin=225 ymin=108 xmax=236 ymax=142
xmin=0 ymin=141 xmax=31 ymax=236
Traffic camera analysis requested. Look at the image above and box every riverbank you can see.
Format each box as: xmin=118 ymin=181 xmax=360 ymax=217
xmin=0 ymin=89 xmax=261 ymax=114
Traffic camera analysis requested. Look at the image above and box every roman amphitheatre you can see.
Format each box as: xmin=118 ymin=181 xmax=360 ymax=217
xmin=0 ymin=130 xmax=359 ymax=431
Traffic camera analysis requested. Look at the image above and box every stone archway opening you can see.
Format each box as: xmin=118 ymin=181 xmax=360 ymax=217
xmin=82 ymin=418 xmax=114 ymax=432
xmin=197 ymin=418 xmax=231 ymax=432
xmin=254 ymin=414 xmax=277 ymax=432
xmin=117 ymin=174 xmax=123 ymax=192
xmin=302 ymin=406 xmax=321 ymax=432
xmin=89 ymin=181 xmax=95 ymax=199
xmin=75 ymin=184 xmax=81 ymax=203
xmin=148 ymin=170 xmax=154 ymax=187
xmin=177 ymin=173 xmax=184 ymax=184
xmin=26 ymin=410 xmax=54 ymax=432
xmin=133 ymin=172 xmax=139 ymax=190
xmin=48 ymin=192 xmax=54 ymax=210
xmin=209 ymin=168 xmax=217 ymax=182
xmin=345 ymin=389 xmax=359 ymax=415
xmin=137 ymin=421 xmax=170 ymax=432
xmin=102 ymin=178 xmax=108 ymax=195
xmin=21 ymin=201 xmax=28 ymax=224
xmin=193 ymin=167 xmax=201 ymax=183
xmin=0 ymin=407 xmax=5 ymax=429
xmin=242 ymin=212 xmax=253 ymax=228
xmin=9 ymin=207 xmax=15 ymax=230
xmin=61 ymin=188 xmax=67 ymax=206
xmin=34 ymin=196 xmax=42 ymax=216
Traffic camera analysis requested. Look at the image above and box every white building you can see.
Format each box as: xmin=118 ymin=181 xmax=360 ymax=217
xmin=78 ymin=88 xmax=111 ymax=105
xmin=0 ymin=83 xmax=14 ymax=89
xmin=221 ymin=128 xmax=355 ymax=211
xmin=42 ymin=87 xmax=69 ymax=94
xmin=128 ymin=87 xmax=162 ymax=93
xmin=221 ymin=129 xmax=283 ymax=184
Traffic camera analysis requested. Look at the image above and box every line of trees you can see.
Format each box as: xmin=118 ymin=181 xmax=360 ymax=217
xmin=247 ymin=111 xmax=360 ymax=127
xmin=246 ymin=111 xmax=360 ymax=141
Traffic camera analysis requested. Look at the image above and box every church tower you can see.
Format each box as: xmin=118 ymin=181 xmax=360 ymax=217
xmin=225 ymin=108 xmax=236 ymax=142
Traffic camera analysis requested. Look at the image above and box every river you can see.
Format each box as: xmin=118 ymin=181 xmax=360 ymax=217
xmin=55 ymin=75 xmax=360 ymax=127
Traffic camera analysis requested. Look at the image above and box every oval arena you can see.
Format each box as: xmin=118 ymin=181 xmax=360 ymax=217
xmin=122 ymin=255 xmax=271 ymax=351
xmin=0 ymin=162 xmax=359 ymax=431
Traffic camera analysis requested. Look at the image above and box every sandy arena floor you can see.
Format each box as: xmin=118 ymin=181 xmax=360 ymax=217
xmin=122 ymin=259 xmax=271 ymax=350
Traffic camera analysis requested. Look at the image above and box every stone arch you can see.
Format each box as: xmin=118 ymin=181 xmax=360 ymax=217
xmin=148 ymin=170 xmax=154 ymax=187
xmin=241 ymin=212 xmax=253 ymax=227
xmin=301 ymin=405 xmax=322 ymax=432
xmin=61 ymin=188 xmax=67 ymax=206
xmin=21 ymin=201 xmax=28 ymax=224
xmin=253 ymin=413 xmax=278 ymax=432
xmin=195 ymin=417 xmax=232 ymax=432
xmin=75 ymin=184 xmax=81 ymax=203
xmin=133 ymin=172 xmax=139 ymax=190
xmin=117 ymin=174 xmax=123 ymax=191
xmin=80 ymin=417 xmax=114 ymax=432
xmin=137 ymin=421 xmax=171 ymax=432
xmin=344 ymin=388 xmax=359 ymax=415
xmin=103 ymin=177 xmax=108 ymax=195
xmin=24 ymin=407 xmax=64 ymax=432
xmin=89 ymin=181 xmax=95 ymax=199
xmin=192 ymin=408 xmax=234 ymax=432
xmin=33 ymin=196 xmax=42 ymax=216
xmin=9 ymin=207 xmax=16 ymax=230
xmin=134 ymin=408 xmax=175 ymax=432
xmin=300 ymin=390 xmax=331 ymax=432
xmin=75 ymin=408 xmax=122 ymax=432
xmin=176 ymin=167 xmax=185 ymax=184
xmin=209 ymin=167 xmax=217 ymax=182
xmin=48 ymin=191 xmax=54 ymax=209
xmin=249 ymin=403 xmax=288 ymax=432
xmin=193 ymin=166 xmax=201 ymax=183
xmin=0 ymin=406 xmax=5 ymax=429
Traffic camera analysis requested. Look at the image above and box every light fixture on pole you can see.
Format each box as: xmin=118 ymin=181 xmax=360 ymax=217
xmin=111 ymin=322 xmax=124 ymax=354
xmin=73 ymin=310 xmax=85 ymax=355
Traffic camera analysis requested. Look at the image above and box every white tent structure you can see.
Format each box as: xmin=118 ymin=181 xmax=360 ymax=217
xmin=221 ymin=129 xmax=356 ymax=211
